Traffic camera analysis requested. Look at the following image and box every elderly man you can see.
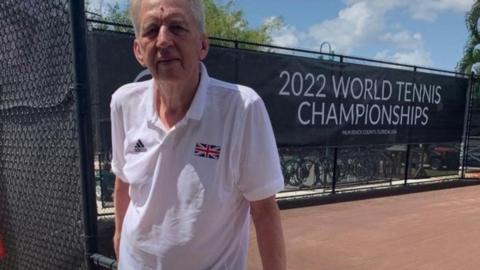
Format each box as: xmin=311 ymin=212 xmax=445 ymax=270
xmin=110 ymin=0 xmax=286 ymax=269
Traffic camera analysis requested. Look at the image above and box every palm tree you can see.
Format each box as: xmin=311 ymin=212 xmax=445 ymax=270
xmin=457 ymin=1 xmax=480 ymax=74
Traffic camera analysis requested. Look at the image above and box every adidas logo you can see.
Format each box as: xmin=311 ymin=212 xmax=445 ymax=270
xmin=134 ymin=140 xmax=147 ymax=152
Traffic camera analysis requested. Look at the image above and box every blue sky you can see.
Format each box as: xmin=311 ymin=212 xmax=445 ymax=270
xmin=89 ymin=0 xmax=474 ymax=72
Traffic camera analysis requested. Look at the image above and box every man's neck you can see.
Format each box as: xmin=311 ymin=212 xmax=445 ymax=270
xmin=154 ymin=73 xmax=200 ymax=129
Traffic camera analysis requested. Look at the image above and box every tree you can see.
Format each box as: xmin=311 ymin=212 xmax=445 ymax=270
xmin=85 ymin=0 xmax=282 ymax=47
xmin=458 ymin=1 xmax=480 ymax=103
xmin=86 ymin=2 xmax=133 ymax=33
xmin=204 ymin=0 xmax=282 ymax=47
xmin=457 ymin=1 xmax=480 ymax=74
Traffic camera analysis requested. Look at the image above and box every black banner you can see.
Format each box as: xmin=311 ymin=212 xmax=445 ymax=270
xmin=206 ymin=48 xmax=468 ymax=146
xmin=88 ymin=31 xmax=469 ymax=148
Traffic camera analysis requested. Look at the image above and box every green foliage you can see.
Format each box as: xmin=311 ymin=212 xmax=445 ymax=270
xmin=458 ymin=1 xmax=480 ymax=101
xmin=457 ymin=1 xmax=480 ymax=74
xmin=204 ymin=0 xmax=282 ymax=47
xmin=104 ymin=3 xmax=131 ymax=25
xmin=85 ymin=0 xmax=283 ymax=47
xmin=87 ymin=2 xmax=133 ymax=33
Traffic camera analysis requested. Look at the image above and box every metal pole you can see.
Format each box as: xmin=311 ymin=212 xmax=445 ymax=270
xmin=91 ymin=253 xmax=118 ymax=270
xmin=403 ymin=67 xmax=416 ymax=186
xmin=69 ymin=0 xmax=98 ymax=269
xmin=331 ymin=55 xmax=345 ymax=193
xmin=332 ymin=147 xmax=338 ymax=194
xmin=461 ymin=73 xmax=476 ymax=178
xmin=404 ymin=145 xmax=410 ymax=186
xmin=319 ymin=41 xmax=332 ymax=60
xmin=234 ymin=41 xmax=239 ymax=84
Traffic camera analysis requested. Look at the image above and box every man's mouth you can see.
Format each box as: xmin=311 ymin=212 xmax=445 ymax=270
xmin=157 ymin=58 xmax=179 ymax=65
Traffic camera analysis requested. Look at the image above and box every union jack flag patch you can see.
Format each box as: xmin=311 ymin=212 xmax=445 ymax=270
xmin=194 ymin=143 xmax=221 ymax=160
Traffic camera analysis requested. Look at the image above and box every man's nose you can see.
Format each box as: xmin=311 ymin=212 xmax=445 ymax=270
xmin=155 ymin=26 xmax=173 ymax=49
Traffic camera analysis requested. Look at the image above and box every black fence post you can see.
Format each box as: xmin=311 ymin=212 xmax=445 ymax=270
xmin=402 ymin=67 xmax=418 ymax=187
xmin=461 ymin=73 xmax=476 ymax=179
xmin=69 ymin=0 xmax=98 ymax=269
xmin=235 ymin=40 xmax=240 ymax=83
xmin=332 ymin=147 xmax=338 ymax=194
xmin=404 ymin=145 xmax=410 ymax=186
xmin=331 ymin=56 xmax=345 ymax=194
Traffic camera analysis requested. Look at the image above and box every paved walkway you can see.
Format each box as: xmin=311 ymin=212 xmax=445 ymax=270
xmin=248 ymin=183 xmax=480 ymax=270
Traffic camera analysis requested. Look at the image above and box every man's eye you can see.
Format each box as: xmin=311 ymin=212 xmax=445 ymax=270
xmin=145 ymin=27 xmax=158 ymax=36
xmin=170 ymin=25 xmax=186 ymax=34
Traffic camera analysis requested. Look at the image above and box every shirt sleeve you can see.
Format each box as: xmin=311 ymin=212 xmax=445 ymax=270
xmin=110 ymin=95 xmax=128 ymax=182
xmin=235 ymin=97 xmax=285 ymax=201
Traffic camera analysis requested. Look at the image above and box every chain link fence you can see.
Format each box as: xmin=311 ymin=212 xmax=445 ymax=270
xmin=0 ymin=1 xmax=88 ymax=269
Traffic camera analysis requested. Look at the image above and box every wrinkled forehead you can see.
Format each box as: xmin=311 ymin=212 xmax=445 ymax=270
xmin=140 ymin=0 xmax=192 ymax=22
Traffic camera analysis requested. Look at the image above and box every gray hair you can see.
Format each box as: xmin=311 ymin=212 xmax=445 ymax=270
xmin=129 ymin=0 xmax=206 ymax=36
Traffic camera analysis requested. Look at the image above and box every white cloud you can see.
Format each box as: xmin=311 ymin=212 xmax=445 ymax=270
xmin=374 ymin=49 xmax=433 ymax=67
xmin=270 ymin=25 xmax=301 ymax=48
xmin=264 ymin=16 xmax=301 ymax=48
xmin=407 ymin=0 xmax=473 ymax=21
xmin=376 ymin=27 xmax=433 ymax=67
xmin=264 ymin=0 xmax=471 ymax=67
xmin=307 ymin=2 xmax=385 ymax=54
xmin=345 ymin=0 xmax=474 ymax=22
xmin=345 ymin=0 xmax=402 ymax=11
xmin=381 ymin=31 xmax=423 ymax=50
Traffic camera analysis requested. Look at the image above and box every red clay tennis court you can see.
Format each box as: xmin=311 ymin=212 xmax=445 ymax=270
xmin=248 ymin=182 xmax=480 ymax=270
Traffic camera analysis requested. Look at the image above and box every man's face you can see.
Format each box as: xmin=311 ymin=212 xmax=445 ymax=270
xmin=133 ymin=0 xmax=208 ymax=82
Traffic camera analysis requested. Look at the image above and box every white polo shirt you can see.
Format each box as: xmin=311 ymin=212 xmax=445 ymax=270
xmin=110 ymin=63 xmax=284 ymax=270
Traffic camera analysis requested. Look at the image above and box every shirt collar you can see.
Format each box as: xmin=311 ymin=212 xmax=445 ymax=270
xmin=146 ymin=62 xmax=210 ymax=124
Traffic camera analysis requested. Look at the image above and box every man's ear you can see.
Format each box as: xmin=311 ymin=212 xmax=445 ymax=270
xmin=133 ymin=39 xmax=146 ymax=67
xmin=198 ymin=34 xmax=209 ymax=60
